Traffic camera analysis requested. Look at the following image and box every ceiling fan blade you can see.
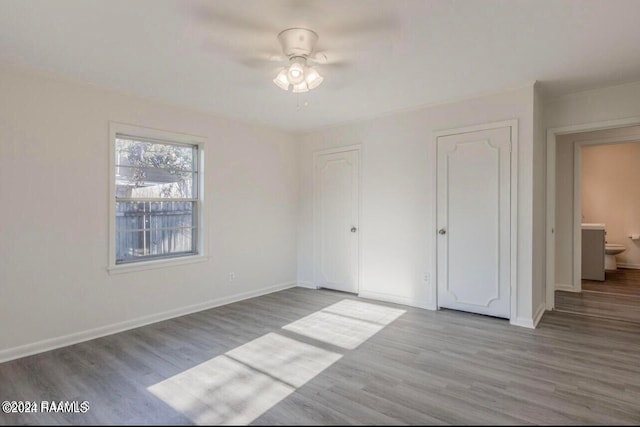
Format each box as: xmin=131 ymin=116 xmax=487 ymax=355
xmin=185 ymin=1 xmax=278 ymax=37
xmin=267 ymin=54 xmax=286 ymax=63
xmin=240 ymin=52 xmax=289 ymax=70
xmin=308 ymin=51 xmax=329 ymax=65
xmin=218 ymin=52 xmax=286 ymax=71
xmin=325 ymin=14 xmax=398 ymax=39
xmin=319 ymin=61 xmax=353 ymax=71
xmin=308 ymin=54 xmax=354 ymax=72
xmin=237 ymin=57 xmax=275 ymax=70
xmin=201 ymin=37 xmax=271 ymax=57
xmin=309 ymin=51 xmax=368 ymax=67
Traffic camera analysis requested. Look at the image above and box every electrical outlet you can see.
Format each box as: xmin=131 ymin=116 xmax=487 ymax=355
xmin=424 ymin=273 xmax=430 ymax=283
xmin=228 ymin=272 xmax=235 ymax=282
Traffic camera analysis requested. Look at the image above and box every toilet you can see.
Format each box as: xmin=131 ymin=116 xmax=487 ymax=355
xmin=605 ymin=243 xmax=626 ymax=270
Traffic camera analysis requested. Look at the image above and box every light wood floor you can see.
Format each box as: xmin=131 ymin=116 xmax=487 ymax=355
xmin=556 ymin=268 xmax=640 ymax=324
xmin=1 ymin=288 xmax=640 ymax=425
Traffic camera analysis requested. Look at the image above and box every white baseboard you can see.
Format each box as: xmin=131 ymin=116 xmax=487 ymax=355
xmin=0 ymin=281 xmax=297 ymax=364
xmin=532 ymin=302 xmax=546 ymax=328
xmin=555 ymin=283 xmax=577 ymax=292
xmin=616 ymin=263 xmax=640 ymax=270
xmin=297 ymin=281 xmax=318 ymax=289
xmin=510 ymin=316 xmax=535 ymax=329
xmin=510 ymin=303 xmax=546 ymax=329
xmin=358 ymin=290 xmax=434 ymax=310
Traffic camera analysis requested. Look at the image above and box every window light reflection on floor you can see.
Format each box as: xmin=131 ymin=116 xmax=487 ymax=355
xmin=147 ymin=299 xmax=405 ymax=425
xmin=283 ymin=299 xmax=406 ymax=350
xmin=148 ymin=333 xmax=340 ymax=425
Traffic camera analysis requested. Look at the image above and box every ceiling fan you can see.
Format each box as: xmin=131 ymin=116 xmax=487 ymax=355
xmin=184 ymin=1 xmax=398 ymax=92
xmin=272 ymin=28 xmax=326 ymax=93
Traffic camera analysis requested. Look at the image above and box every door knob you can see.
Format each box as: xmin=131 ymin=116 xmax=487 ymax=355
xmin=351 ymin=227 xmax=357 ymax=233
xmin=438 ymin=228 xmax=446 ymax=235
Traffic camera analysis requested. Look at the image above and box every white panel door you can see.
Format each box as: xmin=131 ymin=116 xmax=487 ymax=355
xmin=314 ymin=149 xmax=359 ymax=293
xmin=437 ymin=127 xmax=511 ymax=318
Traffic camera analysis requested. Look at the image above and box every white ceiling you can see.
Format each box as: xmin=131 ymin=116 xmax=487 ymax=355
xmin=2 ymin=0 xmax=640 ymax=131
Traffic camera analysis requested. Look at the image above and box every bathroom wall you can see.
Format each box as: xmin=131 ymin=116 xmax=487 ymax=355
xmin=583 ymin=141 xmax=640 ymax=268
xmin=555 ymin=125 xmax=640 ymax=288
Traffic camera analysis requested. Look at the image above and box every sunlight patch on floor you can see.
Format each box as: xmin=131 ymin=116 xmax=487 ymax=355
xmin=148 ymin=333 xmax=341 ymax=425
xmin=147 ymin=298 xmax=405 ymax=424
xmin=148 ymin=353 xmax=293 ymax=425
xmin=282 ymin=299 xmax=406 ymax=350
xmin=226 ymin=332 xmax=342 ymax=388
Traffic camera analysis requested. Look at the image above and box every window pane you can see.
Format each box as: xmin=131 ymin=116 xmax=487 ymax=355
xmin=150 ymin=227 xmax=194 ymax=256
xmin=115 ymin=229 xmax=195 ymax=262
xmin=115 ymin=138 xmax=194 ymax=171
xmin=116 ymin=201 xmax=194 ymax=230
xmin=115 ymin=167 xmax=195 ymax=199
xmin=115 ymin=201 xmax=197 ymax=263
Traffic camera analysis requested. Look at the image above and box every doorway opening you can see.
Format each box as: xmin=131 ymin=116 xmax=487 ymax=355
xmin=550 ymin=125 xmax=640 ymax=323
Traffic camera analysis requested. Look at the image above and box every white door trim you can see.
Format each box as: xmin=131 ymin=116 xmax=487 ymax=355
xmin=312 ymin=144 xmax=362 ymax=293
xmin=432 ymin=120 xmax=519 ymax=323
xmin=545 ymin=116 xmax=640 ymax=310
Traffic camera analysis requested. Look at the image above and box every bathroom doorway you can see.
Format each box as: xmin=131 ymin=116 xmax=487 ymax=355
xmin=552 ymin=125 xmax=640 ymax=323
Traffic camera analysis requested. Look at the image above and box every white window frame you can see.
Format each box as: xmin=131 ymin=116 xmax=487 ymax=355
xmin=108 ymin=122 xmax=207 ymax=274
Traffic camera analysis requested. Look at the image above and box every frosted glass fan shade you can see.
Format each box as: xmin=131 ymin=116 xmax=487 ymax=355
xmin=305 ymin=67 xmax=324 ymax=89
xmin=273 ymin=69 xmax=289 ymax=91
xmin=292 ymin=81 xmax=309 ymax=93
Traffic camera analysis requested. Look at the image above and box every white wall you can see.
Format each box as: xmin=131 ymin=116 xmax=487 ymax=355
xmin=545 ymin=81 xmax=640 ymax=130
xmin=0 ymin=64 xmax=299 ymax=359
xmin=583 ymin=141 xmax=640 ymax=268
xmin=297 ymin=84 xmax=537 ymax=327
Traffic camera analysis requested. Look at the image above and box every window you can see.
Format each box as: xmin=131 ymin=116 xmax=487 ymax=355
xmin=110 ymin=124 xmax=203 ymax=269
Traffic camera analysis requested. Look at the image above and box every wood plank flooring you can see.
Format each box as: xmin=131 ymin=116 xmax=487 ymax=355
xmin=1 ymin=288 xmax=640 ymax=425
xmin=583 ymin=268 xmax=640 ymax=296
xmin=556 ymin=268 xmax=640 ymax=323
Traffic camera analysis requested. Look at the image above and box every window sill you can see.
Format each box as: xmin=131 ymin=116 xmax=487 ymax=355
xmin=108 ymin=255 xmax=209 ymax=275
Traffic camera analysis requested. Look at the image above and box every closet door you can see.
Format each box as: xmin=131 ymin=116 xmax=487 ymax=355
xmin=314 ymin=149 xmax=360 ymax=293
xmin=437 ymin=127 xmax=511 ymax=318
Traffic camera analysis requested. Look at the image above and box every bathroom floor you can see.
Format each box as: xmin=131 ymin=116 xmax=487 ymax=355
xmin=555 ymin=268 xmax=640 ymax=323
xmin=583 ymin=268 xmax=640 ymax=296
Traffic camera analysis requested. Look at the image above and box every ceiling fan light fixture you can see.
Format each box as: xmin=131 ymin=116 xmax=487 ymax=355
xmin=305 ymin=67 xmax=324 ymax=90
xmin=272 ymin=30 xmax=326 ymax=93
xmin=273 ymin=69 xmax=290 ymax=91
xmin=292 ymin=81 xmax=309 ymax=93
